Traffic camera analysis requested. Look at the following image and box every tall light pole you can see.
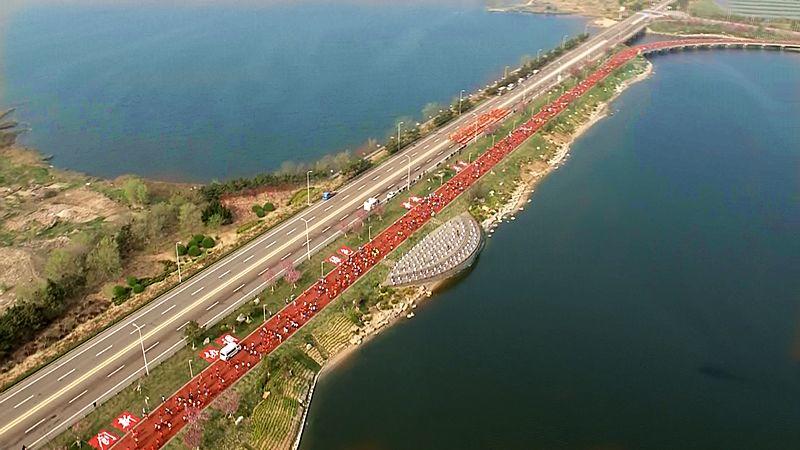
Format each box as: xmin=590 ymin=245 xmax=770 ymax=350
xmin=403 ymin=154 xmax=412 ymax=191
xmin=504 ymin=65 xmax=510 ymax=79
xmin=132 ymin=323 xmax=149 ymax=376
xmin=397 ymin=121 xmax=404 ymax=152
xmin=299 ymin=217 xmax=311 ymax=261
xmin=188 ymin=359 xmax=194 ymax=378
xmin=175 ymin=242 xmax=182 ymax=283
xmin=561 ymin=34 xmax=568 ymax=50
xmin=471 ymin=113 xmax=479 ymax=145
xmin=368 ymin=224 xmax=372 ymax=241
xmin=536 ymin=48 xmax=542 ymax=63
xmin=320 ymin=260 xmax=325 ymax=279
xmin=458 ymin=90 xmax=466 ymax=115
xmin=306 ymin=170 xmax=313 ymax=206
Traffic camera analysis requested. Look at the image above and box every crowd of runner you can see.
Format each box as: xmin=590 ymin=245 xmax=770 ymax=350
xmin=111 ymin=38 xmax=752 ymax=450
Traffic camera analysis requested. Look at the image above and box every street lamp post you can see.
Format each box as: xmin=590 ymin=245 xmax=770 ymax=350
xmin=320 ymin=260 xmax=325 ymax=279
xmin=504 ymin=65 xmax=510 ymax=79
xmin=458 ymin=90 xmax=466 ymax=115
xmin=397 ymin=121 xmax=404 ymax=152
xmin=175 ymin=242 xmax=182 ymax=283
xmin=537 ymin=48 xmax=542 ymax=63
xmin=306 ymin=170 xmax=313 ymax=206
xmin=188 ymin=359 xmax=194 ymax=378
xmin=132 ymin=323 xmax=149 ymax=376
xmin=263 ymin=304 xmax=267 ymax=323
xmin=368 ymin=225 xmax=372 ymax=241
xmin=471 ymin=113 xmax=479 ymax=145
xmin=300 ymin=218 xmax=311 ymax=261
xmin=403 ymin=154 xmax=412 ymax=191
xmin=562 ymin=34 xmax=568 ymax=49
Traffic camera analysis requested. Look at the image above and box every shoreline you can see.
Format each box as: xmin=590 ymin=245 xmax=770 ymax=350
xmin=293 ymin=59 xmax=655 ymax=449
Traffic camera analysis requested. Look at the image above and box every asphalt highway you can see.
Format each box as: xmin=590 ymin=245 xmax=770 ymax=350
xmin=0 ymin=4 xmax=672 ymax=448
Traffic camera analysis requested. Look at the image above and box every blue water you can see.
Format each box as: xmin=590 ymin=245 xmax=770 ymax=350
xmin=0 ymin=1 xmax=584 ymax=181
xmin=300 ymin=50 xmax=800 ymax=450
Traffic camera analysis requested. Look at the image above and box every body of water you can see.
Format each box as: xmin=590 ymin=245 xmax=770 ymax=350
xmin=300 ymin=50 xmax=800 ymax=450
xmin=1 ymin=1 xmax=584 ymax=181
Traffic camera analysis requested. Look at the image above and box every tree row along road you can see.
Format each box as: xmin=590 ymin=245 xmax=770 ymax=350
xmin=0 ymin=3 xmax=673 ymax=448
xmin=109 ymin=34 xmax=763 ymax=450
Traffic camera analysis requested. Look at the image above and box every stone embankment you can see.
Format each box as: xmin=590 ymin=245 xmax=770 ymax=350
xmin=386 ymin=212 xmax=484 ymax=287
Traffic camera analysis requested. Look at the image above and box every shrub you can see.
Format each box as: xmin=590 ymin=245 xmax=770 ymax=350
xmin=177 ymin=244 xmax=188 ymax=256
xmin=263 ymin=202 xmax=275 ymax=212
xmin=112 ymin=285 xmax=131 ymax=302
xmin=187 ymin=245 xmax=202 ymax=257
xmin=191 ymin=234 xmax=205 ymax=246
xmin=126 ymin=276 xmax=139 ymax=287
xmin=201 ymin=237 xmax=215 ymax=249
xmin=254 ymin=208 xmax=265 ymax=218
xmin=201 ymin=200 xmax=233 ymax=225
xmin=132 ymin=284 xmax=144 ymax=294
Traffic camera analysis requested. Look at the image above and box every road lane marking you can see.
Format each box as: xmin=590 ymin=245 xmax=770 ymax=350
xmin=265 ymin=241 xmax=276 ymax=249
xmin=287 ymin=227 xmax=297 ymax=235
xmin=56 ymin=368 xmax=76 ymax=382
xmin=357 ymin=184 xmax=365 ymax=191
xmin=107 ymin=365 xmax=125 ymax=378
xmin=68 ymin=390 xmax=87 ymax=405
xmin=258 ymin=267 xmax=268 ymax=276
xmin=129 ymin=325 xmax=145 ymax=335
xmin=233 ymin=283 xmax=245 ymax=293
xmin=161 ymin=304 xmax=176 ymax=316
xmin=321 ymin=226 xmax=331 ymax=233
xmin=25 ymin=417 xmax=47 ymax=435
xmin=339 ymin=214 xmax=348 ymax=221
xmin=144 ymin=342 xmax=160 ymax=354
xmin=281 ymin=253 xmax=292 ymax=261
xmin=176 ymin=321 xmax=190 ymax=332
xmin=95 ymin=345 xmax=113 ymax=358
xmin=218 ymin=270 xmax=231 ymax=279
xmin=324 ymin=205 xmax=334 ymax=211
xmin=243 ymin=255 xmax=255 ymax=263
xmin=13 ymin=395 xmax=33 ymax=409
xmin=342 ymin=194 xmax=350 ymax=199
xmin=205 ymin=301 xmax=219 ymax=311
xmin=372 ymin=175 xmax=380 ymax=181
xmin=191 ymin=287 xmax=204 ymax=296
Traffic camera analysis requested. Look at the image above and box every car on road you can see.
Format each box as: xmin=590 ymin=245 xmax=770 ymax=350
xmin=322 ymin=191 xmax=336 ymax=200
xmin=219 ymin=342 xmax=241 ymax=361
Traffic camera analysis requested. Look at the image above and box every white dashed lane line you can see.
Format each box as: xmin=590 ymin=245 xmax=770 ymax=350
xmin=372 ymin=175 xmax=380 ymax=181
xmin=25 ymin=417 xmax=47 ymax=434
xmin=322 ymin=226 xmax=331 ymax=233
xmin=265 ymin=241 xmax=276 ymax=249
xmin=206 ymin=301 xmax=219 ymax=311
xmin=57 ymin=368 xmax=76 ymax=382
xmin=357 ymin=184 xmax=365 ymax=191
xmin=218 ymin=270 xmax=231 ymax=279
xmin=286 ymin=227 xmax=297 ymax=236
xmin=129 ymin=325 xmax=145 ymax=335
xmin=161 ymin=304 xmax=176 ymax=316
xmin=106 ymin=365 xmax=125 ymax=379
xmin=324 ymin=205 xmax=334 ymax=212
xmin=233 ymin=283 xmax=245 ymax=293
xmin=281 ymin=253 xmax=292 ymax=261
xmin=13 ymin=395 xmax=33 ymax=409
xmin=176 ymin=321 xmax=190 ymax=332
xmin=191 ymin=286 xmax=204 ymax=296
xmin=67 ymin=390 xmax=87 ymax=405
xmin=339 ymin=214 xmax=348 ymax=221
xmin=95 ymin=345 xmax=112 ymax=358
xmin=144 ymin=341 xmax=160 ymax=354
xmin=243 ymin=254 xmax=255 ymax=263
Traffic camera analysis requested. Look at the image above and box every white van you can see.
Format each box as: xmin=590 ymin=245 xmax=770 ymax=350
xmin=219 ymin=342 xmax=241 ymax=361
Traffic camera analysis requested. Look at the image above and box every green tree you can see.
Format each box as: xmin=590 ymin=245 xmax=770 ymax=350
xmin=202 ymin=200 xmax=233 ymax=226
xmin=422 ymin=102 xmax=443 ymax=120
xmin=44 ymin=247 xmax=85 ymax=282
xmin=85 ymin=236 xmax=122 ymax=285
xmin=122 ymin=177 xmax=149 ymax=206
xmin=183 ymin=320 xmax=205 ymax=348
xmin=178 ymin=202 xmax=204 ymax=234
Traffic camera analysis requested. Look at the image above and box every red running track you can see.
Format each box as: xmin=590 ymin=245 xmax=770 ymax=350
xmin=110 ymin=38 xmax=767 ymax=450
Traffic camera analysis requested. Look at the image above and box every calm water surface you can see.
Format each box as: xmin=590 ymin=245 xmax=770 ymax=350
xmin=0 ymin=1 xmax=583 ymax=181
xmin=300 ymin=51 xmax=800 ymax=450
